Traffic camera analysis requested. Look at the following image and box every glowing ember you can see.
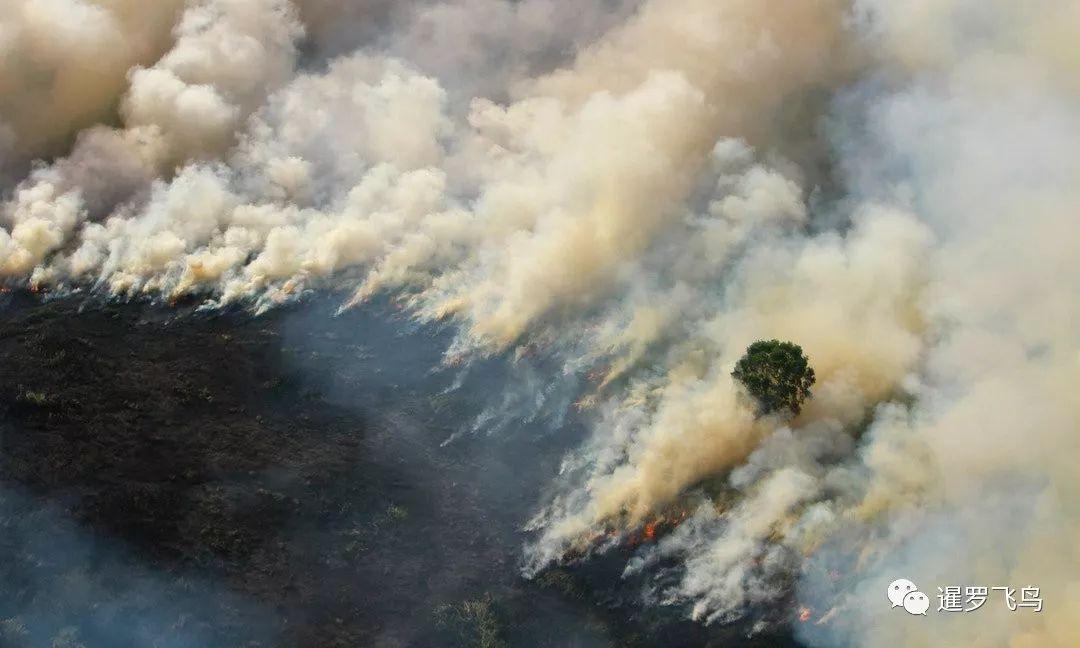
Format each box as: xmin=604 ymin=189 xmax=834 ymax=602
xmin=798 ymin=607 xmax=812 ymax=623
xmin=643 ymin=521 xmax=658 ymax=541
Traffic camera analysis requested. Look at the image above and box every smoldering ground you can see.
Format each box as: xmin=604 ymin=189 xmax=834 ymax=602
xmin=0 ymin=291 xmax=796 ymax=646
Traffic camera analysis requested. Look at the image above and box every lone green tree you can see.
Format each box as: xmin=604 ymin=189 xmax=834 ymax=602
xmin=732 ymin=340 xmax=815 ymax=416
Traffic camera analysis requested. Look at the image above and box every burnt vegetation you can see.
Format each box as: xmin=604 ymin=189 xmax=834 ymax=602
xmin=0 ymin=292 xmax=798 ymax=647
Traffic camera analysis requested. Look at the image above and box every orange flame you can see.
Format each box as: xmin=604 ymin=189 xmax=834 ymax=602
xmin=644 ymin=521 xmax=658 ymax=541
xmin=798 ymin=607 xmax=813 ymax=623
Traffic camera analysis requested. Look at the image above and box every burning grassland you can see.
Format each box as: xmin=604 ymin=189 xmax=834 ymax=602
xmin=2 ymin=1 xmax=1080 ymax=645
xmin=0 ymin=292 xmax=782 ymax=646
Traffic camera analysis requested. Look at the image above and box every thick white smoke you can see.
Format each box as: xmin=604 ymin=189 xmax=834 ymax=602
xmin=0 ymin=0 xmax=185 ymax=168
xmin=791 ymin=2 xmax=1080 ymax=645
xmin=1 ymin=0 xmax=303 ymax=278
xmin=1 ymin=1 xmax=1078 ymax=645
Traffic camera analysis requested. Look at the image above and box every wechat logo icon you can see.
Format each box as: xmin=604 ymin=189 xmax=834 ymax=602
xmin=888 ymin=579 xmax=929 ymax=615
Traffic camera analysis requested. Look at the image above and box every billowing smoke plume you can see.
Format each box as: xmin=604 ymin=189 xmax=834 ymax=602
xmin=0 ymin=0 xmax=304 ymax=277
xmin=792 ymin=1 xmax=1080 ymax=645
xmin=0 ymin=0 xmax=185 ymax=174
xmin=2 ymin=0 xmax=1078 ymax=645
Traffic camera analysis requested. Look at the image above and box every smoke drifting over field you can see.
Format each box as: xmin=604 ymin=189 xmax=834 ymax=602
xmin=2 ymin=0 xmax=1078 ymax=645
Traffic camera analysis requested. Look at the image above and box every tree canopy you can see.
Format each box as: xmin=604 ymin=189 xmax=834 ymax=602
xmin=731 ymin=340 xmax=815 ymax=416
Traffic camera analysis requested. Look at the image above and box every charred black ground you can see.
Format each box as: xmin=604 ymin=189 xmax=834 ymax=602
xmin=0 ymin=291 xmax=797 ymax=647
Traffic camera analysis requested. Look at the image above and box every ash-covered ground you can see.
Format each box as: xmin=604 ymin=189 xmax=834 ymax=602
xmin=0 ymin=292 xmax=796 ymax=647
